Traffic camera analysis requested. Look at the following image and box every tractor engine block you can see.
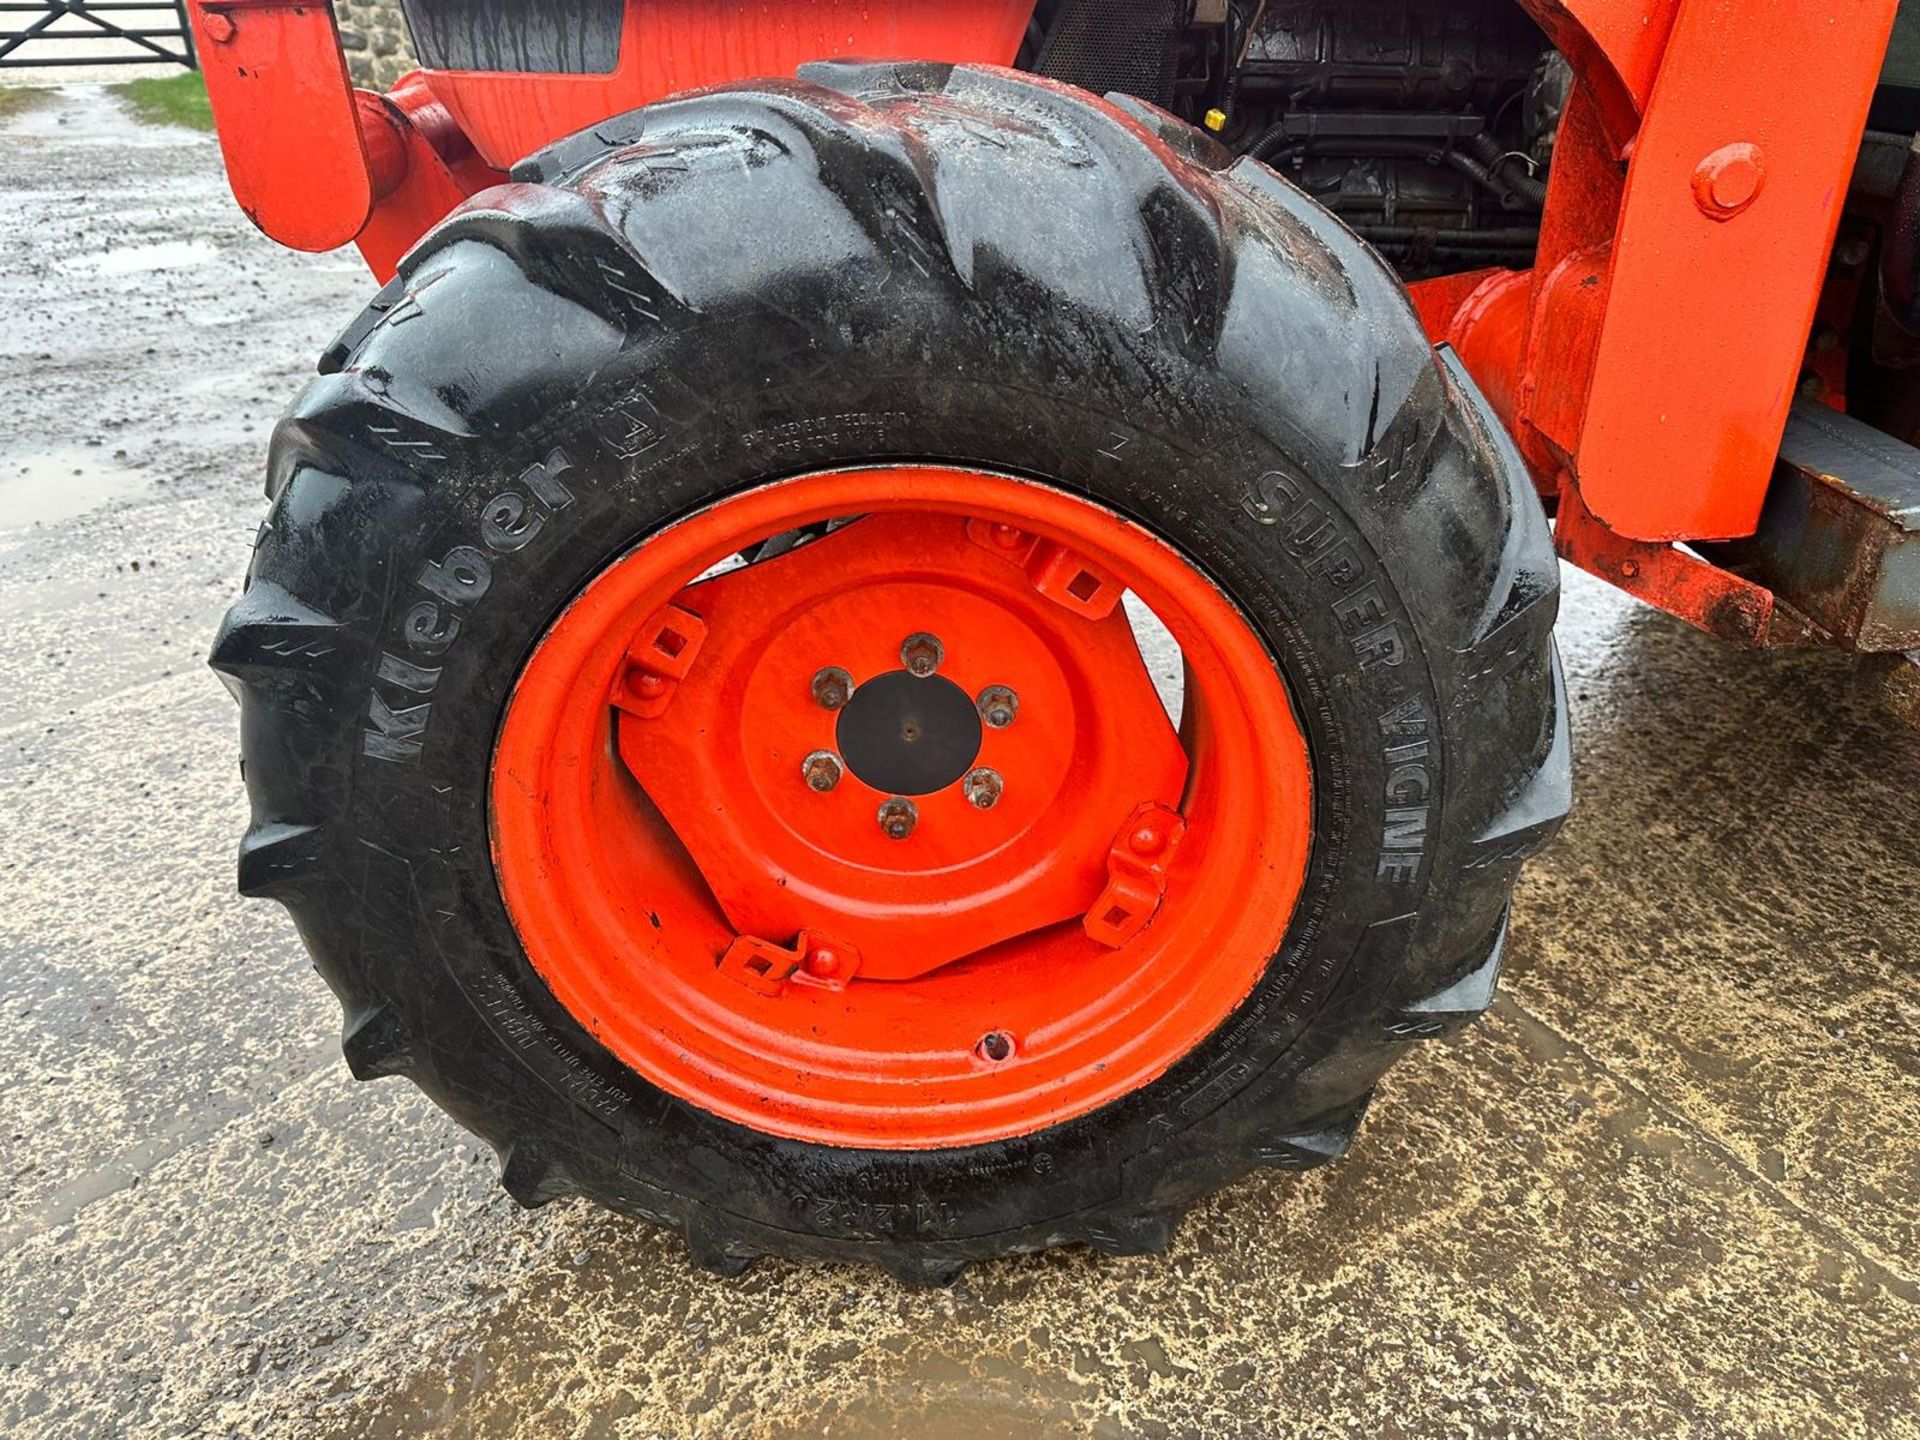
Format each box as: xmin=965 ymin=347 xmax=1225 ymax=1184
xmin=1030 ymin=0 xmax=1564 ymax=276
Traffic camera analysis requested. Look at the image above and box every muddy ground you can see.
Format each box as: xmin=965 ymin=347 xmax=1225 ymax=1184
xmin=0 ymin=84 xmax=1917 ymax=1440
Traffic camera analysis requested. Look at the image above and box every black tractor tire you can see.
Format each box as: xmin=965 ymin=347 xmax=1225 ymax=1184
xmin=211 ymin=62 xmax=1569 ymax=1283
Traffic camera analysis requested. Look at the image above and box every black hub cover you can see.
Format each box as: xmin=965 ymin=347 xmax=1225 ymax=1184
xmin=835 ymin=670 xmax=983 ymax=796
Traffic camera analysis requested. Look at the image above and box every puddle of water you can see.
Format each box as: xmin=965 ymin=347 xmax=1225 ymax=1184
xmin=64 ymin=239 xmax=217 ymax=276
xmin=0 ymin=450 xmax=147 ymax=528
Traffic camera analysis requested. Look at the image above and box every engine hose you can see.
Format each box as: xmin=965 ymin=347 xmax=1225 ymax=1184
xmin=1466 ymin=133 xmax=1548 ymax=207
xmin=1355 ymin=224 xmax=1540 ymax=248
xmin=1248 ymin=120 xmax=1290 ymax=162
xmin=1219 ymin=4 xmax=1244 ymax=119
xmin=1250 ymin=133 xmax=1547 ymax=214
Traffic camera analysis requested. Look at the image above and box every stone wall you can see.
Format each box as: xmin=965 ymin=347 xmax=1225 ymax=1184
xmin=334 ymin=0 xmax=416 ymax=89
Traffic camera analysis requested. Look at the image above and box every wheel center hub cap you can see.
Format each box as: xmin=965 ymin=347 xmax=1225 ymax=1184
xmin=837 ymin=671 xmax=983 ymax=795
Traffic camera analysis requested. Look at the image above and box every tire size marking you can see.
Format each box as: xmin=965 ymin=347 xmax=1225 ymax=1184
xmin=477 ymin=981 xmax=626 ymax=1123
xmin=787 ymin=1193 xmax=958 ymax=1239
xmin=737 ymin=410 xmax=911 ymax=460
xmin=362 ymin=447 xmax=575 ymax=764
xmin=1146 ymin=1059 xmax=1254 ymax=1141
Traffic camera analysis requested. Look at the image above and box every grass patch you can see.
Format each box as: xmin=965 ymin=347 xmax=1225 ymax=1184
xmin=113 ymin=71 xmax=213 ymax=131
xmin=0 ymin=86 xmax=53 ymax=119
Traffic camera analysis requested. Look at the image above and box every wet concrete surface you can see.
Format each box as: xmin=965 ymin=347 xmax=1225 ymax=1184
xmin=1 ymin=86 xmax=1917 ymax=1439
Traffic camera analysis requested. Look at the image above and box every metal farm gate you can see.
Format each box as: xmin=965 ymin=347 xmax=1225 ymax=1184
xmin=0 ymin=0 xmax=196 ymax=70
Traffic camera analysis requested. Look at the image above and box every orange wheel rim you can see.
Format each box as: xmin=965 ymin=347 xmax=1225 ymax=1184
xmin=490 ymin=466 xmax=1312 ymax=1148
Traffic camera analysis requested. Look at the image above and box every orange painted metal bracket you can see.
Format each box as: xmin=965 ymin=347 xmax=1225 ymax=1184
xmin=1555 ymin=484 xmax=1815 ymax=647
xmin=189 ymin=3 xmax=496 ymax=277
xmin=719 ymin=931 xmax=861 ymax=996
xmin=1572 ymin=0 xmax=1900 ymax=542
xmin=608 ymin=602 xmax=708 ymax=721
xmin=1082 ymin=804 xmax=1187 ymax=950
xmin=350 ymin=75 xmax=498 ymax=281
xmin=1428 ymin=0 xmax=1903 ymax=616
xmin=964 ymin=517 xmax=1124 ymax=621
xmin=188 ymin=0 xmax=376 ymax=252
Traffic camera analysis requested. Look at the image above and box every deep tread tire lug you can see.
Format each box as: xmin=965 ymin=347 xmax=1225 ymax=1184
xmin=209 ymin=582 xmax=347 ymax=689
xmin=498 ymin=1142 xmax=574 ymax=1210
xmin=882 ymin=1254 xmax=968 ymax=1289
xmin=1080 ymin=1209 xmax=1179 ymax=1257
xmin=1249 ymin=1094 xmax=1371 ymax=1171
xmin=1470 ymin=656 xmax=1574 ymax=866
xmin=1386 ymin=908 xmax=1511 ymax=1039
xmin=340 ymin=1003 xmax=418 ymax=1082
xmin=684 ymin=1218 xmax=759 ymax=1279
xmin=795 ymin=58 xmax=956 ymax=100
xmin=236 ymin=820 xmax=323 ymax=900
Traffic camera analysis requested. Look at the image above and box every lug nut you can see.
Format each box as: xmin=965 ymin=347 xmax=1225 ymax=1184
xmin=811 ymin=666 xmax=854 ymax=710
xmin=962 ymin=768 xmax=1003 ymax=810
xmin=801 ymin=750 xmax=843 ymax=793
xmin=900 ymin=632 xmax=944 ymax=677
xmin=976 ymin=685 xmax=1019 ymax=729
xmin=877 ymin=797 xmax=918 ymax=840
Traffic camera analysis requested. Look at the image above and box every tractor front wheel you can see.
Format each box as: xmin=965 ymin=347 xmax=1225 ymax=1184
xmin=213 ymin=62 xmax=1568 ymax=1281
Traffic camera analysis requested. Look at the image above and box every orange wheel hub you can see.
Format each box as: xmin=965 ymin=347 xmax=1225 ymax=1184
xmin=490 ymin=467 xmax=1312 ymax=1148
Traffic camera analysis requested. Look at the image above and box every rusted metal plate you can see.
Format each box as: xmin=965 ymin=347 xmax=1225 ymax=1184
xmin=1721 ymin=401 xmax=1920 ymax=652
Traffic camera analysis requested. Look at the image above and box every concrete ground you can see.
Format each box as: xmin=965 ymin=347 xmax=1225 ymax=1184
xmin=1 ymin=85 xmax=1917 ymax=1440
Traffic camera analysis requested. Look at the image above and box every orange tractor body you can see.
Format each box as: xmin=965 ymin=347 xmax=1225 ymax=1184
xmin=187 ymin=0 xmax=1909 ymax=645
